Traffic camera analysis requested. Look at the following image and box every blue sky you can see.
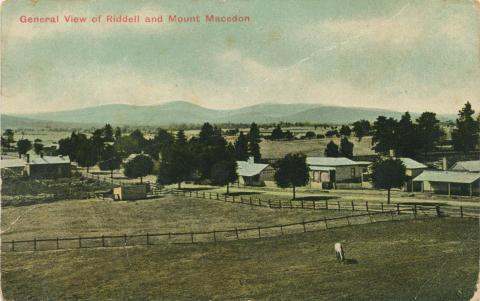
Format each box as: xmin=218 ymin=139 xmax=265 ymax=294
xmin=2 ymin=0 xmax=479 ymax=114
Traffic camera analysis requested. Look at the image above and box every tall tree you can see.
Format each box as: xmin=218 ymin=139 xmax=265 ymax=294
xmin=2 ymin=129 xmax=15 ymax=149
xmin=16 ymin=139 xmax=32 ymax=158
xmin=352 ymin=120 xmax=371 ymax=141
xmin=212 ymin=144 xmax=238 ymax=194
xmin=115 ymin=127 xmax=122 ymax=141
xmin=371 ymin=158 xmax=407 ymax=204
xmin=416 ymin=112 xmax=443 ymax=156
xmin=76 ymin=139 xmax=99 ymax=172
xmin=339 ymin=125 xmax=351 ymax=137
xmin=324 ymin=141 xmax=339 ymax=157
xmin=274 ymin=153 xmax=309 ymax=200
xmin=452 ymin=102 xmax=479 ymax=153
xmin=33 ymin=139 xmax=44 ymax=155
xmin=98 ymin=144 xmax=121 ymax=178
xmin=124 ymin=154 xmax=154 ymax=183
xmin=234 ymin=131 xmax=249 ymax=161
xmin=372 ymin=116 xmax=398 ymax=154
xmin=103 ymin=124 xmax=114 ymax=142
xmin=157 ymin=144 xmax=195 ymax=189
xmin=176 ymin=130 xmax=187 ymax=144
xmin=248 ymin=123 xmax=261 ymax=161
xmin=339 ymin=138 xmax=354 ymax=159
xmin=395 ymin=112 xmax=420 ymax=158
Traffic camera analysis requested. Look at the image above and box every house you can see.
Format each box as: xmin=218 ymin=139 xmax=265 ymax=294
xmin=1 ymin=158 xmax=27 ymax=176
xmin=450 ymin=160 xmax=480 ymax=173
xmin=399 ymin=157 xmax=428 ymax=192
xmin=236 ymin=157 xmax=274 ymax=186
xmin=113 ymin=184 xmax=147 ymax=200
xmin=307 ymin=157 xmax=370 ymax=189
xmin=412 ymin=171 xmax=480 ymax=197
xmin=25 ymin=154 xmax=71 ymax=179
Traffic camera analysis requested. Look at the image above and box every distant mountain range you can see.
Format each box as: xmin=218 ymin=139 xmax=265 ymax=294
xmin=2 ymin=101 xmax=455 ymax=128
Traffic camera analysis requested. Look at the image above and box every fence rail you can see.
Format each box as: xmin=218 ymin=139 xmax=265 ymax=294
xmin=2 ymin=210 xmax=427 ymax=253
xmin=167 ymin=190 xmax=480 ymax=219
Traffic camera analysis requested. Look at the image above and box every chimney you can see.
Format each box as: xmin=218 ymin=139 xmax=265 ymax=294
xmin=248 ymin=156 xmax=254 ymax=164
xmin=26 ymin=154 xmax=30 ymax=163
xmin=388 ymin=149 xmax=395 ymax=158
xmin=40 ymin=152 xmax=44 ymax=158
xmin=442 ymin=157 xmax=447 ymax=171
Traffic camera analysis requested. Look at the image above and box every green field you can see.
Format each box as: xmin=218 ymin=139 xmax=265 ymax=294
xmin=2 ymin=218 xmax=478 ymax=300
xmin=1 ymin=196 xmax=362 ymax=241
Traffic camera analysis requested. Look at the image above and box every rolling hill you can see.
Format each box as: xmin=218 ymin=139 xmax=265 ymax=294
xmin=4 ymin=101 xmax=455 ymax=127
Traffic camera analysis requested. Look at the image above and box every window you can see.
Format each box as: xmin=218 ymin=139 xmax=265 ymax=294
xmin=351 ymin=168 xmax=356 ymax=178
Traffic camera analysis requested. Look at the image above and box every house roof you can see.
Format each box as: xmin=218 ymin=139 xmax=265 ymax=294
xmin=306 ymin=157 xmax=358 ymax=167
xmin=236 ymin=161 xmax=269 ymax=177
xmin=450 ymin=160 xmax=480 ymax=173
xmin=399 ymin=158 xmax=427 ymax=169
xmin=29 ymin=155 xmax=71 ymax=165
xmin=1 ymin=158 xmax=27 ymax=169
xmin=413 ymin=171 xmax=480 ymax=184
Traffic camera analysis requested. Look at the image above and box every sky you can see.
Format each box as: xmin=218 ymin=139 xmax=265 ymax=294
xmin=1 ymin=0 xmax=479 ymax=114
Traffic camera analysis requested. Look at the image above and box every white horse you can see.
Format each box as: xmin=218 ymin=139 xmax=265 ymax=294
xmin=335 ymin=243 xmax=345 ymax=263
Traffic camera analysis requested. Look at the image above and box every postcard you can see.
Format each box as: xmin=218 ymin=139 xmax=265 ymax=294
xmin=1 ymin=0 xmax=479 ymax=300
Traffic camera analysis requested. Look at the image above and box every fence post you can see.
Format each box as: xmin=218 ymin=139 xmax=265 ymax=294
xmin=213 ymin=230 xmax=216 ymax=242
xmin=460 ymin=206 xmax=463 ymax=218
xmin=168 ymin=232 xmax=171 ymax=240
xmin=191 ymin=232 xmax=194 ymax=243
xmin=413 ymin=205 xmax=417 ymax=218
xmin=302 ymin=220 xmax=306 ymax=232
xmin=34 ymin=238 xmax=37 ymax=251
xmin=257 ymin=227 xmax=261 ymax=238
xmin=290 ymin=200 xmax=293 ymax=209
xmin=102 ymin=235 xmax=105 ymax=247
xmin=11 ymin=240 xmax=14 ymax=252
xmin=313 ymin=201 xmax=316 ymax=210
xmin=346 ymin=216 xmax=350 ymax=226
xmin=203 ymin=192 xmax=205 ymax=199
xmin=325 ymin=200 xmax=328 ymax=210
xmin=366 ymin=201 xmax=369 ymax=212
xmin=324 ymin=217 xmax=329 ymax=229
xmin=209 ymin=192 xmax=212 ymax=199
xmin=216 ymin=193 xmax=219 ymax=200
xmin=381 ymin=203 xmax=384 ymax=212
xmin=280 ymin=225 xmax=284 ymax=235
xmin=337 ymin=201 xmax=340 ymax=210
xmin=436 ymin=205 xmax=441 ymax=217
xmin=268 ymin=200 xmax=271 ymax=208
xmin=235 ymin=227 xmax=239 ymax=239
xmin=146 ymin=233 xmax=150 ymax=245
xmin=78 ymin=236 xmax=82 ymax=248
xmin=301 ymin=200 xmax=304 ymax=209
xmin=124 ymin=234 xmax=127 ymax=245
xmin=56 ymin=237 xmax=59 ymax=249
xmin=195 ymin=191 xmax=198 ymax=197
xmin=351 ymin=201 xmax=355 ymax=211
xmin=190 ymin=191 xmax=192 ymax=197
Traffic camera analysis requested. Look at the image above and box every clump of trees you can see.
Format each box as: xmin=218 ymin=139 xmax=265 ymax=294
xmin=274 ymin=153 xmax=309 ymax=199
xmin=124 ymin=154 xmax=154 ymax=183
xmin=325 ymin=141 xmax=339 ymax=157
xmin=452 ymin=102 xmax=479 ymax=153
xmin=269 ymin=125 xmax=294 ymax=141
xmin=352 ymin=120 xmax=371 ymax=141
xmin=16 ymin=139 xmax=32 ymax=158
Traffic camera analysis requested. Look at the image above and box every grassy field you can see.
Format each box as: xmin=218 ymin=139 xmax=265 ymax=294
xmin=2 ymin=218 xmax=478 ymax=300
xmin=1 ymin=196 xmax=365 ymax=241
xmin=260 ymin=136 xmax=374 ymax=159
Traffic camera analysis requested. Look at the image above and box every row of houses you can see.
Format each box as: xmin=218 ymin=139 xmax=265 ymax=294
xmin=236 ymin=156 xmax=480 ymax=197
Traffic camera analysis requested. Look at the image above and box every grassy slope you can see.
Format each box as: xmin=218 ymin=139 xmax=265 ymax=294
xmin=2 ymin=218 xmax=478 ymax=300
xmin=1 ymin=196 xmax=364 ymax=241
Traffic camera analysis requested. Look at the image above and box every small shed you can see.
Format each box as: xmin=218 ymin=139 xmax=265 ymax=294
xmin=413 ymin=171 xmax=480 ymax=197
xmin=113 ymin=184 xmax=148 ymax=200
xmin=237 ymin=157 xmax=274 ymax=186
xmin=450 ymin=160 xmax=480 ymax=173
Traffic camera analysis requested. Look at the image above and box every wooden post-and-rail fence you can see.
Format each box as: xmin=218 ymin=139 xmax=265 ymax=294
xmin=4 ymin=210 xmax=426 ymax=253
